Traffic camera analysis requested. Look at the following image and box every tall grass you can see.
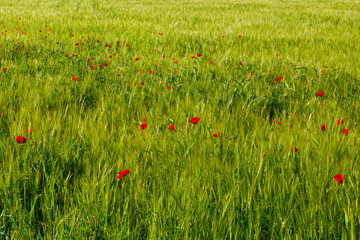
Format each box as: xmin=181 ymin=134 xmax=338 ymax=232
xmin=0 ymin=0 xmax=360 ymax=238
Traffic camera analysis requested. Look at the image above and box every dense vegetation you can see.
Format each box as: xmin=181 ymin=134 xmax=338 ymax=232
xmin=0 ymin=0 xmax=360 ymax=238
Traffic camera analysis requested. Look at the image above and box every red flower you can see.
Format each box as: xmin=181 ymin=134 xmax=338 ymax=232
xmin=135 ymin=58 xmax=140 ymax=61
xmin=140 ymin=123 xmax=147 ymax=130
xmin=140 ymin=69 xmax=144 ymax=73
xmin=335 ymin=119 xmax=343 ymax=126
xmin=142 ymin=118 xmax=146 ymax=122
xmin=159 ymin=32 xmax=163 ymax=35
xmin=25 ymin=51 xmax=28 ymax=54
xmin=105 ymin=44 xmax=108 ymax=47
xmin=141 ymin=81 xmax=145 ymax=85
xmin=16 ymin=135 xmax=27 ymax=144
xmin=276 ymin=121 xmax=280 ymax=125
xmin=190 ymin=56 xmax=195 ymax=59
xmin=239 ymin=62 xmax=242 ymax=65
xmin=57 ymin=42 xmax=59 ymax=45
xmin=153 ymin=49 xmax=156 ymax=52
xmin=149 ymin=70 xmax=153 ymax=74
xmin=197 ymin=53 xmax=202 ymax=57
xmin=189 ymin=117 xmax=200 ymax=124
xmin=316 ymin=91 xmax=323 ymax=97
xmin=75 ymin=43 xmax=79 ymax=46
xmin=72 ymin=77 xmax=78 ymax=81
xmin=104 ymin=63 xmax=109 ymax=66
xmin=125 ymin=44 xmax=129 ymax=46
xmin=209 ymin=61 xmax=213 ymax=64
xmin=168 ymin=86 xmax=172 ymax=89
xmin=275 ymin=76 xmax=281 ymax=82
xmin=3 ymin=67 xmax=7 ymax=72
xmin=288 ymin=146 xmax=298 ymax=153
xmin=342 ymin=129 xmax=349 ymax=135
xmin=333 ymin=174 xmax=344 ymax=184
xmin=212 ymin=131 xmax=220 ymax=137
xmin=117 ymin=169 xmax=130 ymax=179
xmin=169 ymin=124 xmax=175 ymax=131
xmin=321 ymin=124 xmax=326 ymax=131
xmin=25 ymin=127 xmax=33 ymax=133
xmin=221 ymin=36 xmax=224 ymax=38
xmin=238 ymin=35 xmax=242 ymax=38
xmin=162 ymin=55 xmax=165 ymax=58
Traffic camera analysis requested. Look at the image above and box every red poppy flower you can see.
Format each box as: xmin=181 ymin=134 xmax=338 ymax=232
xmin=149 ymin=70 xmax=153 ymax=74
xmin=57 ymin=42 xmax=59 ymax=45
xmin=238 ymin=35 xmax=242 ymax=38
xmin=104 ymin=63 xmax=108 ymax=66
xmin=221 ymin=36 xmax=224 ymax=38
xmin=96 ymin=40 xmax=99 ymax=42
xmin=117 ymin=169 xmax=130 ymax=179
xmin=182 ymin=55 xmax=186 ymax=57
xmin=105 ymin=44 xmax=108 ymax=47
xmin=209 ymin=61 xmax=213 ymax=64
xmin=125 ymin=44 xmax=129 ymax=47
xmin=25 ymin=51 xmax=28 ymax=54
xmin=335 ymin=119 xmax=343 ymax=126
xmin=72 ymin=77 xmax=78 ymax=81
xmin=135 ymin=58 xmax=140 ymax=61
xmin=197 ymin=53 xmax=202 ymax=57
xmin=190 ymin=56 xmax=195 ymax=59
xmin=25 ymin=127 xmax=33 ymax=133
xmin=189 ymin=117 xmax=200 ymax=124
xmin=75 ymin=43 xmax=79 ymax=46
xmin=168 ymin=86 xmax=172 ymax=89
xmin=342 ymin=129 xmax=349 ymax=135
xmin=212 ymin=131 xmax=219 ymax=137
xmin=159 ymin=32 xmax=163 ymax=35
xmin=333 ymin=174 xmax=344 ymax=184
xmin=3 ymin=67 xmax=7 ymax=72
xmin=142 ymin=118 xmax=146 ymax=122
xmin=169 ymin=124 xmax=175 ymax=131
xmin=288 ymin=146 xmax=298 ymax=153
xmin=140 ymin=69 xmax=144 ymax=73
xmin=239 ymin=62 xmax=242 ymax=65
xmin=141 ymin=81 xmax=145 ymax=85
xmin=140 ymin=123 xmax=147 ymax=130
xmin=90 ymin=65 xmax=94 ymax=70
xmin=321 ymin=124 xmax=326 ymax=131
xmin=316 ymin=91 xmax=323 ymax=97
xmin=162 ymin=55 xmax=165 ymax=58
xmin=16 ymin=135 xmax=27 ymax=144
xmin=275 ymin=77 xmax=281 ymax=82
xmin=276 ymin=121 xmax=280 ymax=125
xmin=153 ymin=49 xmax=156 ymax=52
xmin=109 ymin=55 xmax=113 ymax=58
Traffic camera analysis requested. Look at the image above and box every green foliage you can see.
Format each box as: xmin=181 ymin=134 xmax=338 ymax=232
xmin=0 ymin=0 xmax=360 ymax=238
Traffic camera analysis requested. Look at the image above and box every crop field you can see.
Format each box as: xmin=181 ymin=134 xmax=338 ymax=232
xmin=1 ymin=0 xmax=360 ymax=239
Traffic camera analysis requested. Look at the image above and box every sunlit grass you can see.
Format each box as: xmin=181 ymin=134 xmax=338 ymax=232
xmin=0 ymin=0 xmax=360 ymax=238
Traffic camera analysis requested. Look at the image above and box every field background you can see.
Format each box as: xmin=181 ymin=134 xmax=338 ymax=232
xmin=1 ymin=0 xmax=360 ymax=239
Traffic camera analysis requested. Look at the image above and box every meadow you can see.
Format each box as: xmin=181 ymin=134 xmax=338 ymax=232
xmin=1 ymin=0 xmax=360 ymax=238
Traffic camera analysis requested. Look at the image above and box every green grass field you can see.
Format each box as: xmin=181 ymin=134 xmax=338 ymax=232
xmin=1 ymin=0 xmax=360 ymax=238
